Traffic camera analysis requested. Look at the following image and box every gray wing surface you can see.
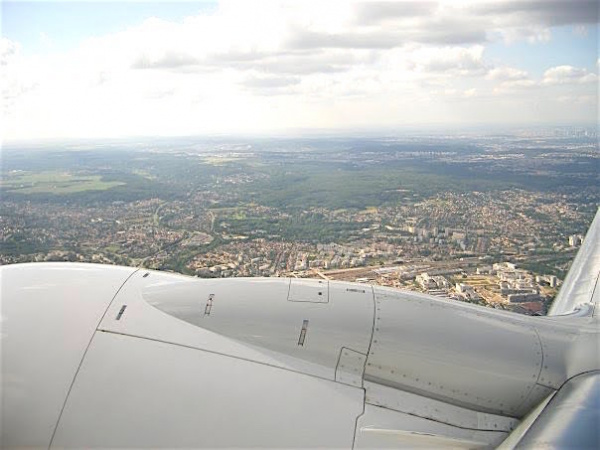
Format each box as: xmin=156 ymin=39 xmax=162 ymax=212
xmin=548 ymin=207 xmax=600 ymax=317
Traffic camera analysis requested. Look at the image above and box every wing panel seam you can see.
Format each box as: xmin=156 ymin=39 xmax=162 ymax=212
xmin=96 ymin=329 xmax=363 ymax=387
xmin=47 ymin=268 xmax=139 ymax=450
xmin=351 ymin=284 xmax=377 ymax=449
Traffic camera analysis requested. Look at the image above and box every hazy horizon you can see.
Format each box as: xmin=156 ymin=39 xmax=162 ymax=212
xmin=3 ymin=121 xmax=598 ymax=143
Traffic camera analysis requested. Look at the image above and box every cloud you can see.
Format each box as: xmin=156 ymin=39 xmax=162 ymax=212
xmin=207 ymin=49 xmax=360 ymax=75
xmin=132 ymin=51 xmax=202 ymax=70
xmin=75 ymin=1 xmax=596 ymax=79
xmin=1 ymin=38 xmax=40 ymax=109
xmin=255 ymin=53 xmax=357 ymax=74
xmin=287 ymin=29 xmax=403 ymax=50
xmin=287 ymin=26 xmax=486 ymax=51
xmin=3 ymin=0 xmax=599 ymax=140
xmin=2 ymin=79 xmax=38 ymax=104
xmin=542 ymin=65 xmax=599 ymax=85
xmin=430 ymin=87 xmax=479 ymax=99
xmin=407 ymin=45 xmax=487 ymax=75
xmin=486 ymin=66 xmax=529 ymax=81
xmin=470 ymin=0 xmax=598 ymax=44
xmin=492 ymin=79 xmax=537 ymax=93
xmin=1 ymin=38 xmax=20 ymax=66
xmin=287 ymin=4 xmax=487 ymax=50
xmin=499 ymin=26 xmax=551 ymax=44
xmin=354 ymin=1 xmax=439 ymax=23
xmin=242 ymin=75 xmax=301 ymax=89
xmin=556 ymin=94 xmax=597 ymax=105
xmin=490 ymin=70 xmax=537 ymax=93
xmin=349 ymin=0 xmax=599 ymax=48
xmin=573 ymin=25 xmax=589 ymax=37
xmin=412 ymin=23 xmax=487 ymax=45
xmin=473 ymin=0 xmax=599 ymax=27
xmin=491 ymin=64 xmax=599 ymax=93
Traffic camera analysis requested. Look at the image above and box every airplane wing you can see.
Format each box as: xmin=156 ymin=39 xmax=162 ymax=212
xmin=1 ymin=210 xmax=599 ymax=449
xmin=547 ymin=207 xmax=600 ymax=317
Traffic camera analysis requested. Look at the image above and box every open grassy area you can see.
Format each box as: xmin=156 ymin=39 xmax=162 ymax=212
xmin=2 ymin=171 xmax=125 ymax=194
xmin=203 ymin=156 xmax=241 ymax=165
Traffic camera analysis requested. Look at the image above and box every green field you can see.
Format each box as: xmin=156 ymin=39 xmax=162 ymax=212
xmin=203 ymin=156 xmax=240 ymax=165
xmin=2 ymin=171 xmax=125 ymax=194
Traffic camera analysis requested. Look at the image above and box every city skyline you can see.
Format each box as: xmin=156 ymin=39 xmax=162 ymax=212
xmin=2 ymin=0 xmax=599 ymax=141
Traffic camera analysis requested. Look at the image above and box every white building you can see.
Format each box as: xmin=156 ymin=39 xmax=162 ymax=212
xmin=569 ymin=235 xmax=583 ymax=247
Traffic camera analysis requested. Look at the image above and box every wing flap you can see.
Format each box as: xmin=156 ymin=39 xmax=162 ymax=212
xmin=502 ymin=372 xmax=600 ymax=449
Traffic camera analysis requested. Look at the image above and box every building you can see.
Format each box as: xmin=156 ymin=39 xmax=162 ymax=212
xmin=569 ymin=235 xmax=583 ymax=247
xmin=508 ymin=292 xmax=542 ymax=303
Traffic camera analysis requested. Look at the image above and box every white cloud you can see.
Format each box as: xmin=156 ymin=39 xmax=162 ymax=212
xmin=557 ymin=94 xmax=597 ymax=105
xmin=471 ymin=0 xmax=598 ymax=27
xmin=406 ymin=45 xmax=487 ymax=75
xmin=573 ymin=25 xmax=589 ymax=37
xmin=1 ymin=38 xmax=20 ymax=66
xmin=499 ymin=26 xmax=551 ymax=44
xmin=430 ymin=87 xmax=479 ymax=99
xmin=2 ymin=1 xmax=599 ymax=140
xmin=492 ymin=79 xmax=537 ymax=95
xmin=542 ymin=65 xmax=598 ymax=85
xmin=487 ymin=66 xmax=537 ymax=93
xmin=486 ymin=66 xmax=529 ymax=81
xmin=502 ymin=79 xmax=537 ymax=89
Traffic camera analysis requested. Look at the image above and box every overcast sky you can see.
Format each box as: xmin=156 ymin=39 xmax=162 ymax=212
xmin=2 ymin=0 xmax=598 ymax=141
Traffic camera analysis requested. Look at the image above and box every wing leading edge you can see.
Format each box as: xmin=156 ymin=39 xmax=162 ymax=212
xmin=548 ymin=207 xmax=600 ymax=316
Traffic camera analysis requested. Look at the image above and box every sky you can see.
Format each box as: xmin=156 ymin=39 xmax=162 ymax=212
xmin=1 ymin=0 xmax=598 ymax=141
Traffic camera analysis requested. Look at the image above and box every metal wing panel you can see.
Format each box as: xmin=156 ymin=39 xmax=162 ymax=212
xmin=363 ymin=381 xmax=519 ymax=432
xmin=510 ymin=372 xmax=600 ymax=449
xmin=366 ymin=287 xmax=545 ymax=418
xmin=131 ymin=272 xmax=374 ymax=381
xmin=548 ymin=208 xmax=600 ymax=316
xmin=0 ymin=263 xmax=137 ymax=450
xmin=98 ymin=270 xmax=336 ymax=380
xmin=51 ymin=331 xmax=365 ymax=449
xmin=354 ymin=404 xmax=509 ymax=449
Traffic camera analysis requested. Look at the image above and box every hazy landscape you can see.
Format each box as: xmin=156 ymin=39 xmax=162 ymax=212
xmin=2 ymin=126 xmax=597 ymax=315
